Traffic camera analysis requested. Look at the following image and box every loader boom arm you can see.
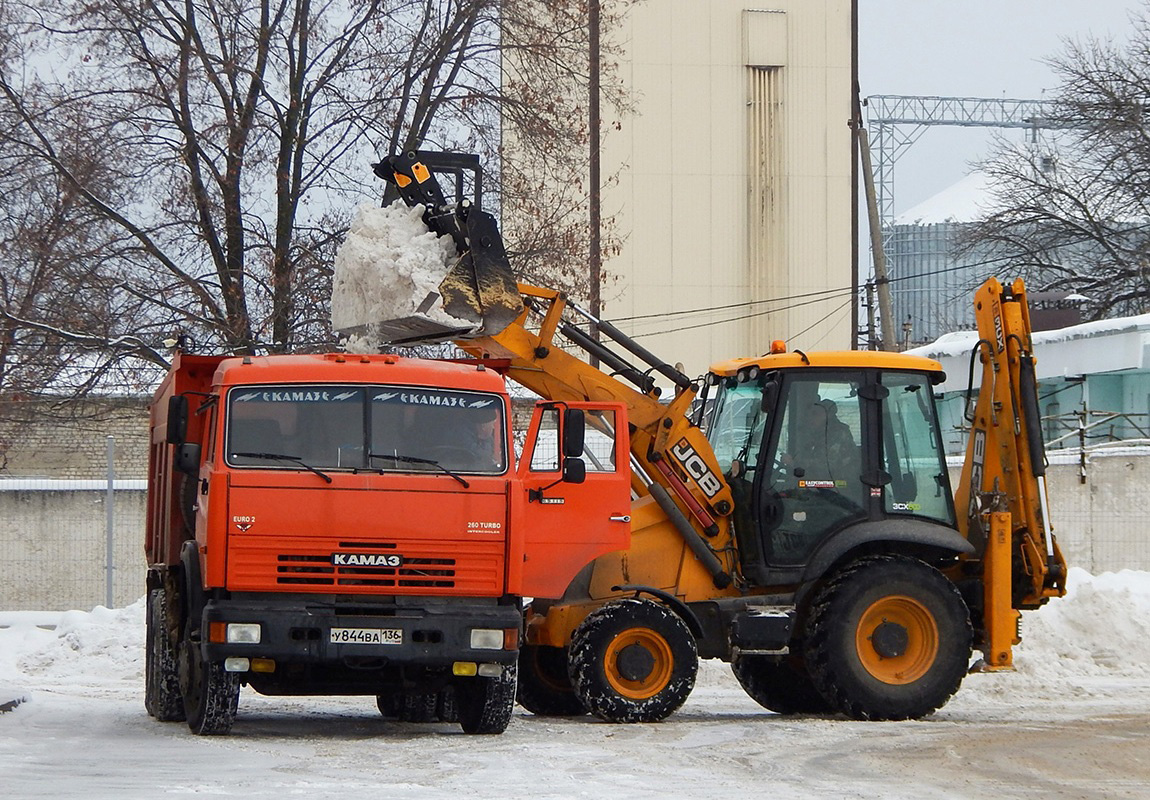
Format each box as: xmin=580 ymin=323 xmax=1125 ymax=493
xmin=373 ymin=152 xmax=737 ymax=590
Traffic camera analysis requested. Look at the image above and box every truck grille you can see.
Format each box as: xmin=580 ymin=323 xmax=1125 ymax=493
xmin=227 ymin=538 xmax=503 ymax=596
xmin=276 ymin=553 xmax=456 ymax=588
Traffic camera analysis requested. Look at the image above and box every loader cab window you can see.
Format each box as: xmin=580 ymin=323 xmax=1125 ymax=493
xmin=761 ymin=376 xmax=867 ymax=565
xmin=880 ymin=372 xmax=955 ymax=526
xmin=707 ymin=378 xmax=770 ymax=475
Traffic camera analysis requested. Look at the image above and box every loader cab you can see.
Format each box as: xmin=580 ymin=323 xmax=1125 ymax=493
xmin=705 ymin=354 xmax=956 ymax=587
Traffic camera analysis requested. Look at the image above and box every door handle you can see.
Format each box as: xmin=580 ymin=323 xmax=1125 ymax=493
xmin=609 ymin=515 xmax=631 ymax=523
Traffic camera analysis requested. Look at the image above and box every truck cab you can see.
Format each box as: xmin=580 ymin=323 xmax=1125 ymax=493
xmin=145 ymin=351 xmax=630 ymax=734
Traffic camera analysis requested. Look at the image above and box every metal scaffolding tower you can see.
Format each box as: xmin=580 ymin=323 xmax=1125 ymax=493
xmin=865 ymin=95 xmax=1060 ymax=234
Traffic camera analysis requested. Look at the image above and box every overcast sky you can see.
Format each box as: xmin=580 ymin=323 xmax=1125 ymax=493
xmin=858 ymin=0 xmax=1146 ymax=215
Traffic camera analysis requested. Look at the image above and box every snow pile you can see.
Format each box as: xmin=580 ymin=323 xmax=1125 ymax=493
xmin=330 ymin=202 xmax=473 ymax=350
xmin=2 ymin=571 xmax=1148 ymax=710
xmin=1013 ymin=567 xmax=1150 ymax=677
xmin=958 ymin=567 xmax=1150 ymax=706
xmin=0 ymin=601 xmax=144 ymax=699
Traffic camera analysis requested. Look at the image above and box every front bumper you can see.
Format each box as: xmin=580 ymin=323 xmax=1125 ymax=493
xmin=198 ymin=596 xmax=520 ymax=667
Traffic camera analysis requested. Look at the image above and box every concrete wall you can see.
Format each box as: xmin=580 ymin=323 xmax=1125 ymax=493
xmin=3 ymin=453 xmax=1145 ymax=611
xmin=0 ymin=397 xmax=149 ymax=479
xmin=0 ymin=487 xmax=146 ymax=611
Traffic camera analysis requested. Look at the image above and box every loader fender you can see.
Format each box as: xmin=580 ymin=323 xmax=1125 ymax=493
xmin=610 ymin=584 xmax=705 ymax=638
xmin=800 ymin=519 xmax=974 ymax=595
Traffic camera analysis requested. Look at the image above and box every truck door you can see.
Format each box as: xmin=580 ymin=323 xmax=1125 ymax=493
xmin=516 ymin=402 xmax=632 ymax=599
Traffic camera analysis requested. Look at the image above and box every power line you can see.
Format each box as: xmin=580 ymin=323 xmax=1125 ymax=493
xmin=626 ymin=287 xmax=857 ymax=339
xmin=606 ymin=252 xmax=1025 ymax=330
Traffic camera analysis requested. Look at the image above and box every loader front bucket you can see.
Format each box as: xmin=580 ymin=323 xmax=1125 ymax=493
xmin=331 ymin=151 xmax=522 ymax=347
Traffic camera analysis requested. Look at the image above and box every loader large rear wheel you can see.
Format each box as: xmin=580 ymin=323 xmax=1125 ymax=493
xmin=517 ymin=645 xmax=587 ymax=716
xmin=568 ymin=599 xmax=697 ymax=723
xmin=730 ymin=652 xmax=832 ymax=715
xmin=804 ymin=555 xmax=971 ymax=721
xmin=144 ymin=587 xmax=185 ymax=722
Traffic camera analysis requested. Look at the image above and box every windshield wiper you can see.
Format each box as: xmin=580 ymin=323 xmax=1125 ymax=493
xmin=367 ymin=452 xmax=469 ymax=488
xmin=230 ymin=451 xmax=333 ymax=484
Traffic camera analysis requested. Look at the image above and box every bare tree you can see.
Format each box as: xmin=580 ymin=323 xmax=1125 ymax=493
xmin=0 ymin=0 xmax=627 ymax=386
xmin=961 ymin=6 xmax=1150 ymax=318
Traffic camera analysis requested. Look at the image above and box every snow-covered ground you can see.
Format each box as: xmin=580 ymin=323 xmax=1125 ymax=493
xmin=3 ymin=568 xmax=1150 ymax=799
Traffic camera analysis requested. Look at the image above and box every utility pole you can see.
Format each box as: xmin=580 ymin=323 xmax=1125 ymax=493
xmin=589 ymin=1 xmax=601 ymax=325
xmin=588 ymin=0 xmax=601 ymax=365
xmin=858 ymin=123 xmax=896 ymax=351
xmin=865 ymin=281 xmax=877 ymax=350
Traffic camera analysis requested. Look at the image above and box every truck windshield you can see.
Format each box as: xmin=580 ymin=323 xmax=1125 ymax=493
xmin=226 ymin=384 xmax=507 ymax=474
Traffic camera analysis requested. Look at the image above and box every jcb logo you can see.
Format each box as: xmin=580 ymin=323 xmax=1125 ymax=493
xmin=670 ymin=439 xmax=723 ymax=498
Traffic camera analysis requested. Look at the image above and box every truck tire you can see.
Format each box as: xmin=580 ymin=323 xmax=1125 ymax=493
xmin=456 ymin=663 xmax=517 ymax=734
xmin=568 ymin=598 xmax=697 ymax=724
xmin=730 ymin=652 xmax=832 ymax=715
xmin=516 ymin=645 xmax=587 ymax=716
xmin=178 ymin=627 xmax=241 ymax=734
xmin=144 ymin=587 xmax=185 ymax=722
xmin=400 ymin=691 xmax=439 ymax=723
xmin=804 ymin=555 xmax=971 ymax=721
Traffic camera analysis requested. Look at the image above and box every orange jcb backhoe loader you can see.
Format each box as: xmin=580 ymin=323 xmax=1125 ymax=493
xmin=358 ymin=151 xmax=1066 ymax=722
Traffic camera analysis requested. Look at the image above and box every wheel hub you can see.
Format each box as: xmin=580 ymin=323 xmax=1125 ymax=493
xmin=615 ymin=642 xmax=656 ymax=682
xmin=870 ymin=620 xmax=909 ymax=659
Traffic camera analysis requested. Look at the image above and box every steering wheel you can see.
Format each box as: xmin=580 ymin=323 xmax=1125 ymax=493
xmin=426 ymin=445 xmax=482 ymax=468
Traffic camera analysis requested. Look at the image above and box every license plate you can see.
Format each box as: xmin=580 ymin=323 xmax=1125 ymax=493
xmin=329 ymin=627 xmax=403 ymax=645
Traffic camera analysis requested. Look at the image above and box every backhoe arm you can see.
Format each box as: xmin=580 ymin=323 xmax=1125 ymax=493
xmin=954 ymin=277 xmax=1067 ymax=667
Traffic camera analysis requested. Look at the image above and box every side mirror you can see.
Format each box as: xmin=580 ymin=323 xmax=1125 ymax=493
xmin=562 ymin=408 xmax=585 ymax=457
xmin=175 ymin=442 xmax=202 ymax=475
xmin=761 ymin=379 xmax=780 ymax=414
xmin=562 ymin=456 xmax=586 ymax=484
xmin=167 ymin=396 xmax=189 ymax=445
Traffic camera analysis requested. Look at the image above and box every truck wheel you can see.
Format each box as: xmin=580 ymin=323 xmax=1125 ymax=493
xmin=144 ymin=588 xmax=185 ymax=722
xmin=456 ymin=663 xmax=517 ymax=734
xmin=375 ymin=692 xmax=400 ymax=718
xmin=804 ymin=555 xmax=971 ymax=721
xmin=568 ymin=598 xmax=697 ymax=724
xmin=517 ymin=645 xmax=587 ymax=716
xmin=179 ymin=636 xmax=241 ymax=735
xmin=399 ymin=691 xmax=439 ymax=722
xmin=730 ymin=652 xmax=832 ymax=715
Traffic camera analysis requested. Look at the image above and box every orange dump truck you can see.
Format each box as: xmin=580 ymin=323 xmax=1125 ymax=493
xmin=144 ymin=350 xmax=630 ymax=734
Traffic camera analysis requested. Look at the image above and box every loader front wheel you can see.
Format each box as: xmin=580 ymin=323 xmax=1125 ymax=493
xmin=568 ymin=599 xmax=697 ymax=723
xmin=804 ymin=556 xmax=971 ymax=721
xmin=144 ymin=587 xmax=185 ymax=722
xmin=517 ymin=645 xmax=587 ymax=716
xmin=730 ymin=652 xmax=832 ymax=715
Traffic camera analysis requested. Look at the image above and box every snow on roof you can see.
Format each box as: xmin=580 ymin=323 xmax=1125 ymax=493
xmin=894 ymin=171 xmax=995 ymax=226
xmin=907 ymin=312 xmax=1150 ymax=392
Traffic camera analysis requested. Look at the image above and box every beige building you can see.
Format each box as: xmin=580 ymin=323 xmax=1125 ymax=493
xmin=599 ymin=1 xmax=856 ymax=375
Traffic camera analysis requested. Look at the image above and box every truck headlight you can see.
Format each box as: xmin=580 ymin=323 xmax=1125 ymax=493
xmin=469 ymin=628 xmax=503 ymax=649
xmin=226 ymin=623 xmax=262 ymax=644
